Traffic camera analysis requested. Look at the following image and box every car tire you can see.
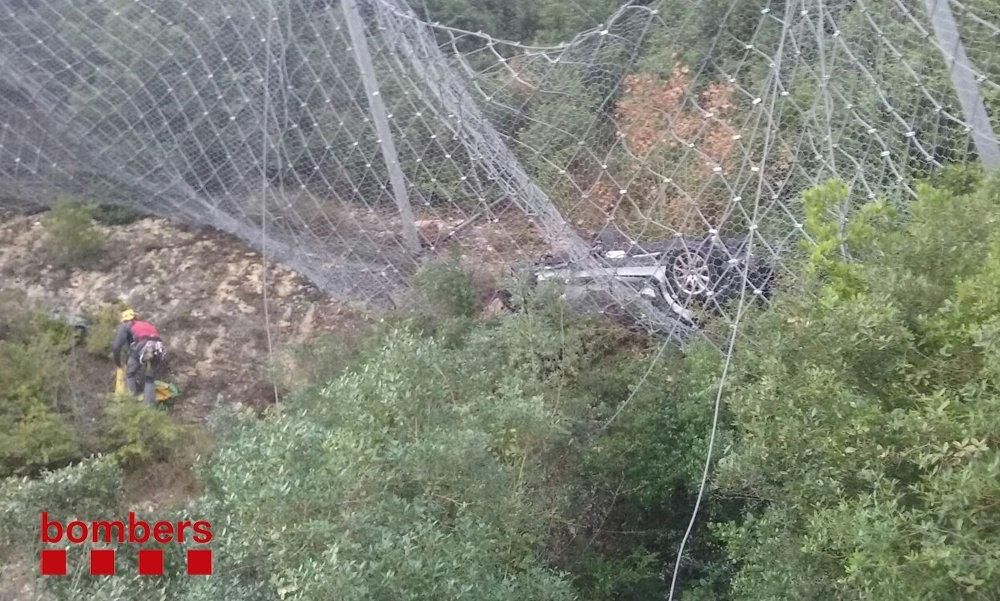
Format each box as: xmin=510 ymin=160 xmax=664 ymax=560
xmin=663 ymin=248 xmax=714 ymax=300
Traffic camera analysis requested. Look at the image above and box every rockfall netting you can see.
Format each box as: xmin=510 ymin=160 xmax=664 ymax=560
xmin=1 ymin=0 xmax=997 ymax=338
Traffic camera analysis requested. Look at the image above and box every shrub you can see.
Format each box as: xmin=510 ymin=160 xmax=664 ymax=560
xmin=575 ymin=550 xmax=662 ymax=600
xmin=0 ymin=400 xmax=81 ymax=478
xmin=0 ymin=293 xmax=188 ymax=479
xmin=29 ymin=280 xmax=721 ymax=600
xmin=584 ymin=341 xmax=725 ymax=505
xmin=697 ymin=172 xmax=1000 ymax=600
xmin=50 ymin=291 xmax=687 ymax=600
xmin=0 ymin=301 xmax=82 ymax=477
xmin=103 ymin=395 xmax=184 ymax=468
xmin=410 ymin=255 xmax=479 ymax=320
xmin=403 ymin=255 xmax=484 ymax=346
xmin=41 ymin=201 xmax=105 ymax=267
xmin=184 ymin=324 xmax=584 ymax=599
xmin=0 ymin=456 xmax=123 ymax=556
xmin=85 ymin=302 xmax=126 ymax=358
xmin=92 ymin=203 xmax=142 ymax=226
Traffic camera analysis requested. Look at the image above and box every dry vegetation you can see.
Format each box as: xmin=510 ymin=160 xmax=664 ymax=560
xmin=612 ymin=65 xmax=739 ymax=235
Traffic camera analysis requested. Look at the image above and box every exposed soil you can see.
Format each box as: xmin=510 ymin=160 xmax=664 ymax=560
xmin=0 ymin=213 xmax=372 ymax=424
xmin=0 ymin=204 xmax=551 ymax=421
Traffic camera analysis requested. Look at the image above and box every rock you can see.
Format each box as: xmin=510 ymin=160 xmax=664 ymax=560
xmin=480 ymin=296 xmax=508 ymax=320
xmin=274 ymin=277 xmax=298 ymax=298
xmin=415 ymin=219 xmax=450 ymax=242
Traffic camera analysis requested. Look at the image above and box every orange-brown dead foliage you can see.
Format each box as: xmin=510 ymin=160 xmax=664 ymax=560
xmin=615 ymin=65 xmax=737 ymax=172
xmin=600 ymin=65 xmax=740 ymax=233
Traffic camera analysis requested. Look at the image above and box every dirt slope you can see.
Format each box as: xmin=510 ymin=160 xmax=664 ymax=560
xmin=0 ymin=213 xmax=370 ymax=422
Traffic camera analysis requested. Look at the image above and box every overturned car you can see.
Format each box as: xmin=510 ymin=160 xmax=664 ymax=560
xmin=521 ymin=232 xmax=775 ymax=329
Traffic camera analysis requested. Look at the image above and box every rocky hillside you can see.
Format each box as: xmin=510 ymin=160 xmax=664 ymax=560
xmin=0 ymin=212 xmax=370 ymax=422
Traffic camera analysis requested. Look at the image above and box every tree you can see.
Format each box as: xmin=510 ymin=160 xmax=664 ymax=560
xmin=697 ymin=171 xmax=1000 ymax=600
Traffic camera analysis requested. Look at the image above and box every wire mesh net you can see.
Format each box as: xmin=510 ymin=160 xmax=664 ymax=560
xmin=0 ymin=0 xmax=997 ymax=340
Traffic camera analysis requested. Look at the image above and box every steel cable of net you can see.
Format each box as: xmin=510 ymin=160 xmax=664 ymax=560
xmin=373 ymin=0 xmax=695 ymax=336
xmin=666 ymin=0 xmax=793 ymax=595
xmin=665 ymin=282 xmax=746 ymax=601
xmin=2 ymin=0 xmax=998 ymax=331
xmin=261 ymin=0 xmax=279 ymax=405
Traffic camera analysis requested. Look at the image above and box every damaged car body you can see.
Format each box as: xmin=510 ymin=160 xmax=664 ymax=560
xmin=521 ymin=232 xmax=775 ymax=330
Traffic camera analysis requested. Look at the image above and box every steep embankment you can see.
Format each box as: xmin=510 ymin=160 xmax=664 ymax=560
xmin=0 ymin=212 xmax=370 ymax=422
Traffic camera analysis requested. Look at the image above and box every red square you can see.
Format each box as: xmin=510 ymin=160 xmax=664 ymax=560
xmin=186 ymin=549 xmax=213 ymax=576
xmin=138 ymin=549 xmax=164 ymax=576
xmin=40 ymin=549 xmax=66 ymax=576
xmin=90 ymin=549 xmax=115 ymax=576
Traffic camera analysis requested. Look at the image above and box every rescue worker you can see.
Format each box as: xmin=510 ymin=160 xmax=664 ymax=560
xmin=111 ymin=309 xmax=166 ymax=406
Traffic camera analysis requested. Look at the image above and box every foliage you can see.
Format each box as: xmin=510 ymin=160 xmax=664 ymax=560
xmin=198 ymin=312 xmax=597 ymax=599
xmin=575 ymin=550 xmax=662 ymax=600
xmin=515 ymin=70 xmax=606 ymax=213
xmin=0 ymin=292 xmax=184 ymax=478
xmin=42 ymin=283 xmax=715 ymax=599
xmin=0 ymin=457 xmax=195 ymax=601
xmin=2 ymin=275 xmax=710 ymax=600
xmin=92 ymin=203 xmax=142 ymax=226
xmin=420 ymin=0 xmax=620 ymax=45
xmin=404 ymin=255 xmax=484 ymax=345
xmin=17 ymin=171 xmax=999 ymax=600
xmin=697 ymin=172 xmax=1000 ymax=600
xmin=103 ymin=395 xmax=185 ymax=468
xmin=410 ymin=255 xmax=479 ymax=319
xmin=0 ymin=456 xmax=123 ymax=556
xmin=41 ymin=201 xmax=106 ymax=267
xmin=585 ymin=342 xmax=724 ymax=506
xmin=0 ymin=292 xmax=82 ymax=477
xmin=85 ymin=302 xmax=127 ymax=358
xmin=0 ymin=399 xmax=81 ymax=479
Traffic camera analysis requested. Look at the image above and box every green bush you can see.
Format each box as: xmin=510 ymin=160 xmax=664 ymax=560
xmin=404 ymin=256 xmax=484 ymax=346
xmin=180 ymin=295 xmax=720 ymax=600
xmin=171 ymin=321 xmax=590 ymax=599
xmin=41 ymin=290 xmax=698 ymax=600
xmin=693 ymin=172 xmax=1000 ymax=600
xmin=0 ymin=399 xmax=81 ymax=478
xmin=584 ymin=341 xmax=724 ymax=505
xmin=103 ymin=395 xmax=184 ymax=468
xmin=29 ymin=171 xmax=1000 ymax=601
xmin=411 ymin=256 xmax=479 ymax=320
xmin=92 ymin=203 xmax=142 ymax=226
xmin=575 ymin=550 xmax=662 ymax=600
xmin=0 ymin=292 xmax=188 ymax=480
xmin=0 ymin=296 xmax=83 ymax=477
xmin=85 ymin=302 xmax=126 ymax=358
xmin=41 ymin=201 xmax=105 ymax=267
xmin=0 ymin=456 xmax=123 ymax=556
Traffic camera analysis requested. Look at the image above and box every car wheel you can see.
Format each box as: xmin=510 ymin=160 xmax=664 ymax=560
xmin=666 ymin=249 xmax=712 ymax=297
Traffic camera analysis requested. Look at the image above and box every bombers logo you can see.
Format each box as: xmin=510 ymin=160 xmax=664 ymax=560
xmin=39 ymin=512 xmax=214 ymax=576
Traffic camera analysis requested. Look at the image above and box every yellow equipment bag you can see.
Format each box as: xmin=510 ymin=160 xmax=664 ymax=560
xmin=154 ymin=380 xmax=179 ymax=402
xmin=114 ymin=368 xmax=178 ymax=402
xmin=114 ymin=367 xmax=127 ymax=395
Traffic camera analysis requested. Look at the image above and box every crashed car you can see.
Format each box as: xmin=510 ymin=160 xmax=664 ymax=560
xmin=524 ymin=232 xmax=774 ymax=327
